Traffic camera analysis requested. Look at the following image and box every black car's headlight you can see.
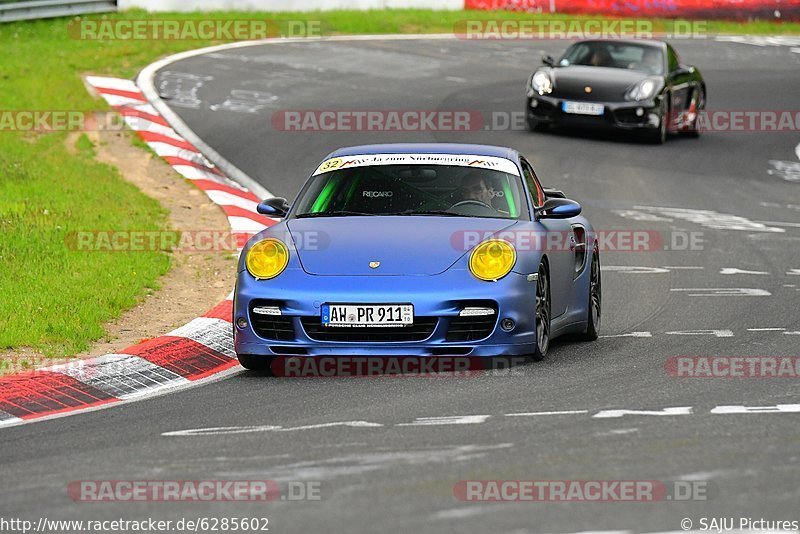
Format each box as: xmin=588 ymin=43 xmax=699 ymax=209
xmin=531 ymin=71 xmax=553 ymax=95
xmin=625 ymin=78 xmax=663 ymax=101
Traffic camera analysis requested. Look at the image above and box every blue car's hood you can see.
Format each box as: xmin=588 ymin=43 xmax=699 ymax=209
xmin=287 ymin=216 xmax=518 ymax=276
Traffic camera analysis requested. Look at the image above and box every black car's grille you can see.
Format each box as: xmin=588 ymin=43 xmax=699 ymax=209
xmin=301 ymin=317 xmax=437 ymax=342
xmin=249 ymin=302 xmax=295 ymax=341
xmin=554 ymin=83 xmax=625 ymax=102
xmin=445 ymin=314 xmax=497 ymax=342
xmin=613 ymin=108 xmax=649 ymax=125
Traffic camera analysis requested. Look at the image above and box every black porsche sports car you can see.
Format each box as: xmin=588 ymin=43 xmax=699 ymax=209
xmin=525 ymin=39 xmax=705 ymax=143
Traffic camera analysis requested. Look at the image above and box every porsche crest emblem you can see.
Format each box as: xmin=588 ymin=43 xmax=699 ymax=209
xmin=584 ymin=86 xmax=592 ymax=93
xmin=369 ymin=261 xmax=380 ymax=269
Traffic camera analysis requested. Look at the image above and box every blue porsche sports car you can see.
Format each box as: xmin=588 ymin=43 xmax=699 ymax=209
xmin=233 ymin=143 xmax=600 ymax=371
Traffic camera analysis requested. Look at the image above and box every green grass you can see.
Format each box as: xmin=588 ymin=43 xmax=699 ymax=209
xmin=0 ymin=9 xmax=797 ymax=357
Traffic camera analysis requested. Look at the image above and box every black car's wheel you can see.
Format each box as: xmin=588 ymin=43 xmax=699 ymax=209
xmin=579 ymin=252 xmax=601 ymax=341
xmin=650 ymin=99 xmax=668 ymax=144
xmin=237 ymin=353 xmax=276 ymax=373
xmin=531 ymin=263 xmax=551 ymax=361
xmin=525 ymin=107 xmax=545 ymax=132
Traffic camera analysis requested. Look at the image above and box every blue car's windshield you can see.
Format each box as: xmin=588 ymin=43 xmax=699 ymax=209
xmin=292 ymin=163 xmax=528 ymax=220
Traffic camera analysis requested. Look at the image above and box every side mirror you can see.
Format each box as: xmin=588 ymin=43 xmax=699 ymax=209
xmin=673 ymin=65 xmax=692 ymax=76
xmin=256 ymin=197 xmax=289 ymax=217
xmin=538 ymin=198 xmax=582 ymax=219
xmin=542 ymin=55 xmax=555 ymax=67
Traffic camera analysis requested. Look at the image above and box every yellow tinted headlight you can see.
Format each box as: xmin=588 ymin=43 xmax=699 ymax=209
xmin=246 ymin=238 xmax=289 ymax=280
xmin=469 ymin=239 xmax=516 ymax=281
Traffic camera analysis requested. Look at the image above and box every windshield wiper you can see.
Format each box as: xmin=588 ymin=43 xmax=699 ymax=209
xmin=296 ymin=210 xmax=377 ymax=218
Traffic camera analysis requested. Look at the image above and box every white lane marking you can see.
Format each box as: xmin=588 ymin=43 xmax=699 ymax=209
xmin=277 ymin=421 xmax=383 ymax=431
xmin=784 ymin=331 xmax=800 ymax=335
xmin=612 ymin=209 xmax=672 ymax=222
xmin=593 ymin=407 xmax=693 ymax=419
xmin=163 ymin=425 xmax=282 ymax=436
xmin=678 ymin=470 xmax=733 ymax=481
xmin=755 ymin=219 xmax=800 ymax=228
xmin=787 ymin=269 xmax=800 ymax=275
xmin=0 ymin=412 xmax=23 ymax=428
xmin=793 ymin=47 xmax=800 ymax=54
xmin=632 ymin=206 xmax=785 ymax=233
xmin=600 ymin=332 xmax=652 ymax=338
xmin=666 ymin=330 xmax=733 ymax=337
xmin=397 ymin=415 xmax=491 ymax=426
xmin=719 ymin=268 xmax=770 ymax=275
xmin=670 ymin=288 xmax=771 ymax=297
xmin=661 ymin=266 xmax=704 ymax=270
xmin=716 ymin=35 xmax=800 ymax=47
xmin=711 ymin=404 xmax=800 ymax=414
xmin=595 ymin=428 xmax=639 ymax=437
xmin=767 ymin=160 xmax=800 ymax=182
xmin=505 ymin=410 xmax=588 ymax=417
xmin=163 ymin=421 xmax=384 ymax=437
xmin=796 ymin=141 xmax=800 ymax=161
xmin=602 ymin=266 xmax=669 ymax=274
xmin=445 ymin=76 xmax=468 ymax=83
xmin=747 ymin=327 xmax=786 ymax=331
xmin=431 ymin=504 xmax=518 ymax=520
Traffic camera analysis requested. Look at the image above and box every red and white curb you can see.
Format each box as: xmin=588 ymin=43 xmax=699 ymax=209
xmin=0 ymin=77 xmax=276 ymax=429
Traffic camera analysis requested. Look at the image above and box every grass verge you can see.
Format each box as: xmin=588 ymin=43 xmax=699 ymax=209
xmin=0 ymin=9 xmax=797 ymax=357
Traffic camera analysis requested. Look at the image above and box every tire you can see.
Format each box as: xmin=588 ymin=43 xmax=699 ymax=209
xmin=578 ymin=252 xmax=601 ymax=341
xmin=526 ymin=109 xmax=545 ymax=132
xmin=237 ymin=353 xmax=276 ymax=373
xmin=649 ymin=99 xmax=668 ymax=144
xmin=530 ymin=263 xmax=551 ymax=362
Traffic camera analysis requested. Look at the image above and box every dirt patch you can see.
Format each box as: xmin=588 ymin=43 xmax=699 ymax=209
xmin=0 ymin=129 xmax=236 ymax=375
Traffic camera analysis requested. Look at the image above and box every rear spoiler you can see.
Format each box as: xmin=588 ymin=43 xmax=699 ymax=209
xmin=542 ymin=187 xmax=566 ymax=199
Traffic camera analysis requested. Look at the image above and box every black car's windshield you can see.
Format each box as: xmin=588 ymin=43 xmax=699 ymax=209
xmin=293 ymin=159 xmax=528 ymax=220
xmin=559 ymin=42 xmax=665 ymax=75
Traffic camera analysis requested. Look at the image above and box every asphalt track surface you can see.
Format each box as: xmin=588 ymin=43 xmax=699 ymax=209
xmin=2 ymin=37 xmax=800 ymax=533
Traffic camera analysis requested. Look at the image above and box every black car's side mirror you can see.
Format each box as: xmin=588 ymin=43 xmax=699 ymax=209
xmin=542 ymin=55 xmax=555 ymax=67
xmin=256 ymin=197 xmax=289 ymax=217
xmin=538 ymin=198 xmax=582 ymax=219
xmin=673 ymin=65 xmax=693 ymax=76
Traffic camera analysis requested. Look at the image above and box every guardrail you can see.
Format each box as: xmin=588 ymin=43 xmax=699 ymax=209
xmin=0 ymin=0 xmax=116 ymax=23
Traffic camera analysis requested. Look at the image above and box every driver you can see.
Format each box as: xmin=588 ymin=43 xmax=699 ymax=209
xmin=450 ymin=171 xmax=496 ymax=211
xmin=639 ymin=47 xmax=662 ymax=74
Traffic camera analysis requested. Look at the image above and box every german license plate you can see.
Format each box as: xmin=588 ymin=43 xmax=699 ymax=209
xmin=562 ymin=101 xmax=605 ymax=115
xmin=321 ymin=304 xmax=413 ymax=327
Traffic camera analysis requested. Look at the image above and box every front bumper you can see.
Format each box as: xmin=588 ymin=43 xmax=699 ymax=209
xmin=526 ymin=93 xmax=661 ymax=131
xmin=233 ymin=267 xmax=538 ymax=358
